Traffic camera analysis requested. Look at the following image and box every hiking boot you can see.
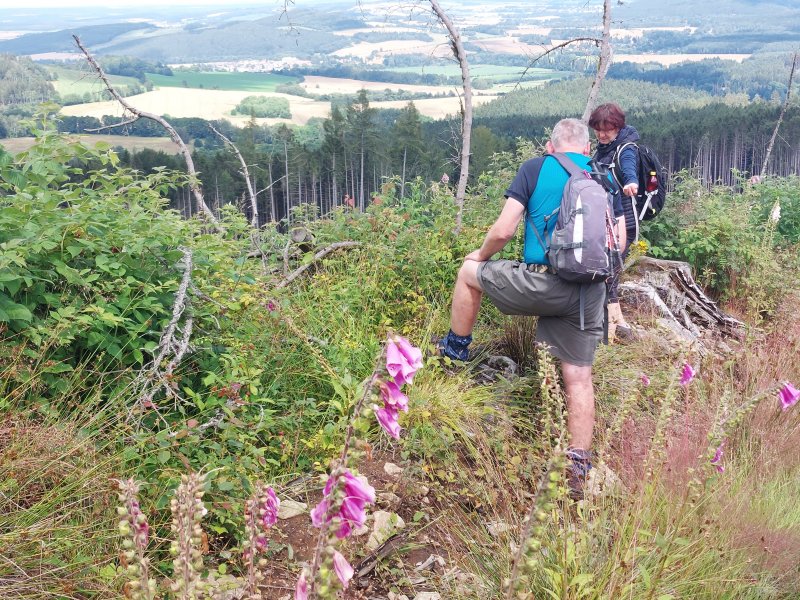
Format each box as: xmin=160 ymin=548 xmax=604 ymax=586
xmin=565 ymin=448 xmax=593 ymax=501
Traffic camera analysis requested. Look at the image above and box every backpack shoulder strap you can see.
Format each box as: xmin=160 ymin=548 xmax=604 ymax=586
xmin=612 ymin=142 xmax=638 ymax=165
xmin=549 ymin=152 xmax=585 ymax=178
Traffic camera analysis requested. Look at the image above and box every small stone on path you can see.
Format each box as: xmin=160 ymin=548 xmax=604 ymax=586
xmin=384 ymin=462 xmax=403 ymax=477
xmin=277 ymin=499 xmax=307 ymax=520
xmin=367 ymin=510 xmax=406 ymax=551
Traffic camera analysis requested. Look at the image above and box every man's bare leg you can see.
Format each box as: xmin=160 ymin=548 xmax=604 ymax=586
xmin=561 ymin=361 xmax=595 ymax=450
xmin=449 ymin=260 xmax=483 ymax=337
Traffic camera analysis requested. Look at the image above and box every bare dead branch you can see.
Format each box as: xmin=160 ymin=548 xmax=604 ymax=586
xmin=582 ymin=0 xmax=614 ymax=122
xmin=761 ymin=50 xmax=798 ymax=177
xmin=209 ymin=123 xmax=259 ymax=228
xmin=84 ymin=116 xmax=140 ymax=133
xmin=73 ymin=35 xmax=218 ymax=224
xmin=131 ymin=247 xmax=195 ymax=420
xmin=282 ymin=237 xmax=292 ymax=276
xmin=255 ymin=175 xmax=286 ymax=197
xmin=515 ymin=37 xmax=601 ymax=89
xmin=277 ymin=241 xmax=361 ymax=289
xmin=429 ymin=0 xmax=472 ymax=235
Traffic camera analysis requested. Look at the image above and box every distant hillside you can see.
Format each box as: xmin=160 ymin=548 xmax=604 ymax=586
xmin=104 ymin=16 xmax=348 ymax=62
xmin=475 ymin=77 xmax=728 ymax=124
xmin=0 ymin=23 xmax=154 ymax=55
xmin=0 ymin=6 xmax=363 ymax=63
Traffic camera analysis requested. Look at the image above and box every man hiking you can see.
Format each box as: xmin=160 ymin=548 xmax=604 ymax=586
xmin=437 ymin=118 xmax=625 ymax=498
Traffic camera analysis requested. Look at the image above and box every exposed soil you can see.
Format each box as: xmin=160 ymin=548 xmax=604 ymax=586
xmin=258 ymin=450 xmax=445 ymax=599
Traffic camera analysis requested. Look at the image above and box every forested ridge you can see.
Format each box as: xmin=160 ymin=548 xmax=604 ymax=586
xmin=44 ymin=77 xmax=799 ymax=224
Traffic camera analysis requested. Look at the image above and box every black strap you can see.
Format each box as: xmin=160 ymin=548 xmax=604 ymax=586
xmin=528 ymin=206 xmax=559 ymax=252
xmin=550 ymin=152 xmax=586 ymax=178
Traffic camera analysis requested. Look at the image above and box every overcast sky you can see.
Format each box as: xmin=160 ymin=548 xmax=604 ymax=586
xmin=4 ymin=0 xmax=279 ymax=7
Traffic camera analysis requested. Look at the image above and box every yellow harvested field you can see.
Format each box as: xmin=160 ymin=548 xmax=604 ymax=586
xmin=31 ymin=52 xmax=83 ymax=61
xmin=1 ymin=135 xmax=183 ymax=155
xmin=507 ymin=27 xmax=554 ymax=36
xmin=615 ymin=53 xmax=750 ymax=65
xmin=59 ymin=88 xmax=330 ymax=126
xmin=59 ymin=86 xmax=495 ymax=127
xmin=372 ymin=95 xmax=499 ymax=119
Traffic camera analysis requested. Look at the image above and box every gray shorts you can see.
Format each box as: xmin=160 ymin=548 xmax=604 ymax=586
xmin=476 ymin=260 xmax=605 ymax=367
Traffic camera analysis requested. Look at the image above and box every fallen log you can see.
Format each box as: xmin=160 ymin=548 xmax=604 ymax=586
xmin=619 ymin=257 xmax=745 ymax=343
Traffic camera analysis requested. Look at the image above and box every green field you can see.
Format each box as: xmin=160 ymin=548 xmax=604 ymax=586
xmin=1 ymin=135 xmax=183 ymax=155
xmin=46 ymin=64 xmax=142 ymax=96
xmin=146 ymin=70 xmax=299 ymax=92
xmin=386 ymin=64 xmax=569 ymax=83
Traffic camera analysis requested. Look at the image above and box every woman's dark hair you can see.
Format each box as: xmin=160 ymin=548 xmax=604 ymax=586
xmin=588 ymin=103 xmax=626 ymax=132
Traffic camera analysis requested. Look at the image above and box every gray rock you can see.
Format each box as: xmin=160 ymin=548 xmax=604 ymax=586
xmin=586 ymin=462 xmax=625 ymax=497
xmin=277 ymin=499 xmax=307 ymax=520
xmin=384 ymin=462 xmax=404 ymax=477
xmin=366 ymin=510 xmax=406 ymax=551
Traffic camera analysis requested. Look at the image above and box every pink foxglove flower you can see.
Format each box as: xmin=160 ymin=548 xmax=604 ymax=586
xmin=381 ymin=380 xmax=409 ymax=412
xmin=261 ymin=486 xmax=280 ymax=528
xmin=441 ymin=173 xmax=450 ymax=184
xmin=710 ymin=441 xmax=725 ymax=473
xmin=333 ymin=551 xmax=354 ymax=588
xmin=386 ymin=336 xmax=423 ymax=384
xmin=679 ymin=363 xmax=696 ymax=386
xmin=311 ymin=470 xmax=375 ymax=539
xmin=779 ymin=382 xmax=800 ymax=411
xmin=375 ymin=405 xmax=401 ymax=439
xmin=640 ymin=373 xmax=650 ymax=387
xmin=127 ymin=500 xmax=149 ymax=549
xmin=295 ymin=570 xmax=308 ymax=600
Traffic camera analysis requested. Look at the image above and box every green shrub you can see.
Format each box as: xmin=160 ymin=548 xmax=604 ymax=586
xmin=643 ymin=171 xmax=762 ymax=297
xmin=231 ymin=95 xmax=291 ymax=118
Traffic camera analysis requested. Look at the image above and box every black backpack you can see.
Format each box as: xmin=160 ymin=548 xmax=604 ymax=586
xmin=613 ymin=142 xmax=667 ymax=222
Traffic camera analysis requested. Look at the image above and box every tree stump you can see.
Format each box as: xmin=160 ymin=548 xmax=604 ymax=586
xmin=619 ymin=257 xmax=745 ymax=344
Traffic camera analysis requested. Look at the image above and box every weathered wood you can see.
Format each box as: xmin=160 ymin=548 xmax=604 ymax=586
xmin=73 ymin=35 xmax=218 ymax=225
xmin=209 ymin=123 xmax=258 ymax=228
xmin=430 ymin=0 xmax=472 ymax=235
xmin=582 ymin=0 xmax=614 ymax=122
xmin=276 ymin=241 xmax=361 ymax=289
xmin=761 ymin=50 xmax=798 ymax=177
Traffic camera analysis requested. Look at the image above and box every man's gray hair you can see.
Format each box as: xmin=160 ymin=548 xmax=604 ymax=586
xmin=551 ymin=118 xmax=589 ymax=150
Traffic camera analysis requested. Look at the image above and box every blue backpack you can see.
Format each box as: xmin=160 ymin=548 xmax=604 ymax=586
xmin=528 ymin=153 xmax=619 ymax=284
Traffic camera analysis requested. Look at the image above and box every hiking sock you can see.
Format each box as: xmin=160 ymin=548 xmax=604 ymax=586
xmin=565 ymin=447 xmax=593 ymax=499
xmin=438 ymin=329 xmax=472 ymax=361
xmin=566 ymin=448 xmax=593 ymax=475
